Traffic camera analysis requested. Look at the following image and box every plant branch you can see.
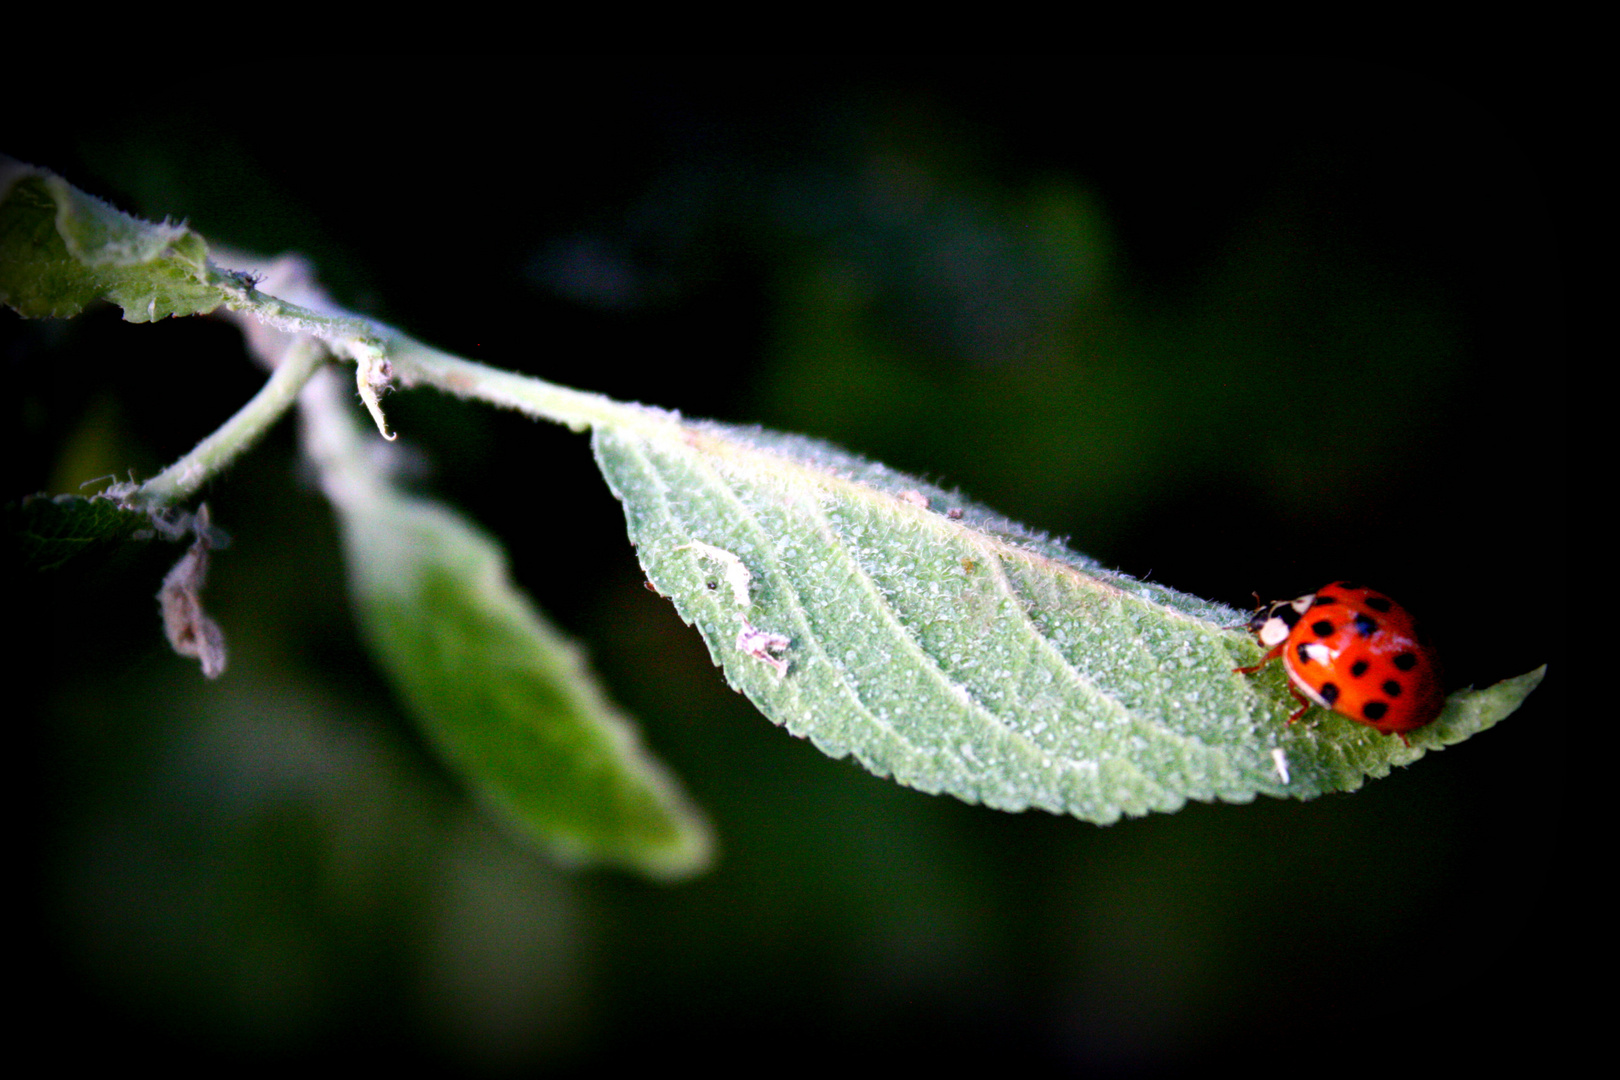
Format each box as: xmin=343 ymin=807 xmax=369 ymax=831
xmin=382 ymin=330 xmax=675 ymax=436
xmin=129 ymin=335 xmax=329 ymax=507
xmin=119 ymin=250 xmax=696 ymax=512
xmin=218 ymin=247 xmax=676 ymax=445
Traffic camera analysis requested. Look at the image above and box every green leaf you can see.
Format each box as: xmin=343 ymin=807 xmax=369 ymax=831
xmin=321 ymin=427 xmax=713 ymax=880
xmin=0 ymin=157 xmax=230 ymax=321
xmin=593 ymin=418 xmax=1543 ymax=824
xmin=6 ymin=493 xmax=159 ymax=572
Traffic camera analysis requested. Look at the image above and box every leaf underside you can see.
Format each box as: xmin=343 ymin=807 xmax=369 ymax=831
xmin=3 ymin=157 xmax=715 ymax=879
xmin=594 ymin=417 xmax=1543 ymax=824
xmin=326 ymin=437 xmax=713 ymax=880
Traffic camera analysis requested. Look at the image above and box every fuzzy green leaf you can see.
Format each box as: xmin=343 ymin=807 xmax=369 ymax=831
xmin=0 ymin=157 xmax=230 ymax=321
xmin=320 ymin=423 xmax=713 ymax=880
xmin=593 ymin=418 xmax=1542 ymax=823
xmin=7 ymin=494 xmax=159 ymax=572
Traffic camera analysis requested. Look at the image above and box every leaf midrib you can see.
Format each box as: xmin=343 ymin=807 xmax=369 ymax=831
xmin=638 ymin=425 xmax=1226 ymax=809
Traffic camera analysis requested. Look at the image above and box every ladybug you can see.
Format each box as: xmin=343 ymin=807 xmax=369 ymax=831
xmin=1236 ymin=581 xmax=1444 ymax=742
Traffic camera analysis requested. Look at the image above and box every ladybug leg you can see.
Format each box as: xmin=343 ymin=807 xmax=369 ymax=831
xmin=1233 ymin=643 xmax=1283 ymax=676
xmin=1287 ymin=686 xmax=1315 ymax=724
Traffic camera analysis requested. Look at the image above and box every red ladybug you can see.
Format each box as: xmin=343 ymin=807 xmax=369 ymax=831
xmin=1236 ymin=581 xmax=1444 ymax=742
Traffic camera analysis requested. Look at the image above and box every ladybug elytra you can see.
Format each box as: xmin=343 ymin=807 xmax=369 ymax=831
xmin=1236 ymin=581 xmax=1444 ymax=743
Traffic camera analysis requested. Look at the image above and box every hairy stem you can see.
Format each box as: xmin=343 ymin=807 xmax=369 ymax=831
xmin=132 ymin=335 xmax=328 ymax=507
xmin=126 ymin=255 xmax=672 ymax=511
xmin=383 ymin=330 xmax=673 ymax=435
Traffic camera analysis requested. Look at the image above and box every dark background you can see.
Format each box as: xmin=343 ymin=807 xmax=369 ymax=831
xmin=7 ymin=57 xmax=1566 ymax=1072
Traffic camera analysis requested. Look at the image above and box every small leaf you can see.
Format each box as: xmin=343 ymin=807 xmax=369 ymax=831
xmin=593 ymin=418 xmax=1542 ymax=824
xmin=324 ymin=442 xmax=713 ymax=879
xmin=6 ymin=494 xmax=158 ymax=572
xmin=0 ymin=157 xmax=229 ymax=321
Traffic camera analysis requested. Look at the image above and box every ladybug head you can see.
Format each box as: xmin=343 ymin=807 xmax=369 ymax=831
xmin=1247 ymin=593 xmax=1315 ymax=646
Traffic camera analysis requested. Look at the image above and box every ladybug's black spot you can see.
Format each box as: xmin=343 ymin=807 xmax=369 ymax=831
xmin=1296 ymin=643 xmax=1314 ymax=666
xmin=1362 ymin=701 xmax=1389 ymax=721
xmin=1311 ymin=595 xmax=1339 ymax=608
xmin=1383 ymin=679 xmax=1403 ymax=697
xmin=1365 ymin=596 xmax=1393 ymax=613
xmin=1393 ymin=652 xmax=1418 ymax=671
xmin=1320 ymin=682 xmax=1340 ymax=705
xmin=1350 ymin=659 xmax=1370 ymax=677
xmin=1311 ymin=620 xmax=1336 ymax=637
xmin=1352 ymin=613 xmax=1379 ymax=637
xmin=1335 ymin=580 xmax=1360 ymax=590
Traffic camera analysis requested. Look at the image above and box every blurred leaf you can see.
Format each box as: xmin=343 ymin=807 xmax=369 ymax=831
xmin=318 ymin=399 xmax=713 ymax=879
xmin=0 ymin=156 xmax=230 ymax=321
xmin=593 ymin=418 xmax=1542 ymax=824
xmin=7 ymin=493 xmax=157 ymax=572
